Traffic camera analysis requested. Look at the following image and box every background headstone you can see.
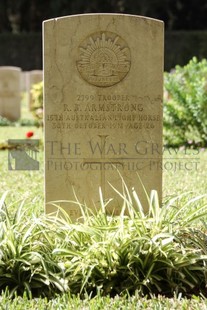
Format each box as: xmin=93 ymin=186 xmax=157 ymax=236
xmin=20 ymin=71 xmax=30 ymax=107
xmin=20 ymin=71 xmax=29 ymax=92
xmin=44 ymin=14 xmax=164 ymax=220
xmin=0 ymin=66 xmax=21 ymax=121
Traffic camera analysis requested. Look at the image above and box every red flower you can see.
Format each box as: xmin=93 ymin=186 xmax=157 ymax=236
xmin=26 ymin=131 xmax=34 ymax=138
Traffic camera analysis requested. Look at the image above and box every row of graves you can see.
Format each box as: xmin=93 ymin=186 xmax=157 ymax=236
xmin=0 ymin=67 xmax=43 ymax=121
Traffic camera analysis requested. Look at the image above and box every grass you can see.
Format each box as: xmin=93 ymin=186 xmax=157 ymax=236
xmin=0 ymin=145 xmax=43 ymax=216
xmin=163 ymin=146 xmax=207 ymax=197
xmin=0 ymin=94 xmax=43 ymax=212
xmin=0 ymin=94 xmax=207 ymax=308
xmin=1 ymin=292 xmax=207 ymax=309
xmin=0 ymin=142 xmax=206 ymax=214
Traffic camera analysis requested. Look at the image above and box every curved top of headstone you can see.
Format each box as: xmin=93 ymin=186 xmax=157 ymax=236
xmin=43 ymin=14 xmax=163 ymax=88
xmin=30 ymin=70 xmax=43 ymax=73
xmin=0 ymin=66 xmax=21 ymax=72
xmin=43 ymin=13 xmax=163 ymax=24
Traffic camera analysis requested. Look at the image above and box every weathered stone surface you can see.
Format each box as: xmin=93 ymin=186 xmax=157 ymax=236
xmin=20 ymin=71 xmax=30 ymax=107
xmin=0 ymin=66 xmax=21 ymax=121
xmin=43 ymin=14 xmax=164 ymax=220
xmin=20 ymin=71 xmax=29 ymax=92
xmin=30 ymin=70 xmax=43 ymax=86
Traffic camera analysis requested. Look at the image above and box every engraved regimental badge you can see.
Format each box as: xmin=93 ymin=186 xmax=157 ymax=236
xmin=77 ymin=31 xmax=131 ymax=87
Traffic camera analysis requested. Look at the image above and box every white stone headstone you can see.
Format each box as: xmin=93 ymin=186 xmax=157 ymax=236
xmin=0 ymin=66 xmax=21 ymax=121
xmin=43 ymin=14 xmax=164 ymax=220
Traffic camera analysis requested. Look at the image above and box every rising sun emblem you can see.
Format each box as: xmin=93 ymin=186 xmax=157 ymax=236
xmin=76 ymin=31 xmax=131 ymax=87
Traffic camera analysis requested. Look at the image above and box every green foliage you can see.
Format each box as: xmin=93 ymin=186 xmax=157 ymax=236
xmin=19 ymin=119 xmax=41 ymax=127
xmin=0 ymin=116 xmax=39 ymax=127
xmin=0 ymin=116 xmax=13 ymax=126
xmin=164 ymin=57 xmax=207 ymax=147
xmin=0 ymin=183 xmax=207 ymax=299
xmin=51 ymin=188 xmax=207 ymax=298
xmin=0 ymin=192 xmax=65 ymax=297
xmin=30 ymin=82 xmax=43 ymax=123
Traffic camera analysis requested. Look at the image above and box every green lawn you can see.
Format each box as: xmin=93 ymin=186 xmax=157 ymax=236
xmin=0 ymin=128 xmax=206 ymax=211
xmin=163 ymin=146 xmax=207 ymax=197
xmin=0 ymin=292 xmax=207 ymax=309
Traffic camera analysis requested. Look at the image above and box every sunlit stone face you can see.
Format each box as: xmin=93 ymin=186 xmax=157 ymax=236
xmin=43 ymin=14 xmax=164 ymax=220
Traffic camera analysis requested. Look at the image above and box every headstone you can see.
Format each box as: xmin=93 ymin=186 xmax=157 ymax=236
xmin=0 ymin=66 xmax=21 ymax=121
xmin=20 ymin=71 xmax=30 ymax=92
xmin=43 ymin=14 xmax=164 ymax=220
xmin=20 ymin=71 xmax=30 ymax=107
xmin=29 ymin=70 xmax=43 ymax=110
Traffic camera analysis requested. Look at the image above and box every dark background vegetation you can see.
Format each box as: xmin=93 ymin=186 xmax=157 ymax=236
xmin=1 ymin=0 xmax=207 ymax=32
xmin=0 ymin=0 xmax=207 ymax=70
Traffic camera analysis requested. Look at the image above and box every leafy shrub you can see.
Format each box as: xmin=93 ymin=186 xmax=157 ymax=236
xmin=0 ymin=192 xmax=65 ymax=297
xmin=164 ymin=57 xmax=207 ymax=147
xmin=0 ymin=116 xmax=39 ymax=127
xmin=19 ymin=119 xmax=40 ymax=127
xmin=0 ymin=116 xmax=13 ymax=126
xmin=30 ymin=81 xmax=43 ymax=123
xmin=52 ymin=188 xmax=207 ymax=298
xmin=1 ymin=184 xmax=207 ymax=298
